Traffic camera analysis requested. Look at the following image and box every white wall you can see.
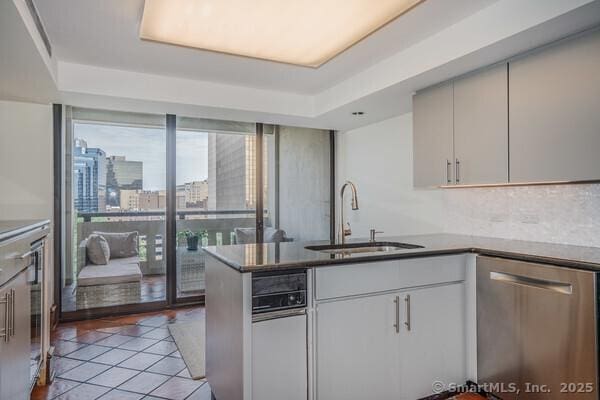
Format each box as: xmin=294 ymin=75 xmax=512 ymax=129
xmin=336 ymin=114 xmax=445 ymax=239
xmin=338 ymin=113 xmax=600 ymax=248
xmin=0 ymin=100 xmax=53 ymax=220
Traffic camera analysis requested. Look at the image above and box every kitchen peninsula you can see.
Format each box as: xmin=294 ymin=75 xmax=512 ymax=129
xmin=204 ymin=233 xmax=600 ymax=400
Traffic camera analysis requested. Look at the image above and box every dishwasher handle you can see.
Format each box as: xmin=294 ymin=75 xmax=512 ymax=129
xmin=490 ymin=271 xmax=573 ymax=295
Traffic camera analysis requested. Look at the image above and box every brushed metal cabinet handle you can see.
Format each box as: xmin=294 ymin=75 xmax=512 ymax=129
xmin=455 ymin=159 xmax=460 ymax=184
xmin=446 ymin=160 xmax=452 ymax=184
xmin=0 ymin=292 xmax=8 ymax=342
xmin=404 ymin=294 xmax=411 ymax=331
xmin=10 ymin=289 xmax=15 ymax=337
xmin=393 ymin=296 xmax=400 ymax=334
xmin=17 ymin=250 xmax=34 ymax=260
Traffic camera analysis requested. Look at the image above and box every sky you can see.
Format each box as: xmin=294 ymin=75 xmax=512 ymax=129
xmin=75 ymin=123 xmax=208 ymax=191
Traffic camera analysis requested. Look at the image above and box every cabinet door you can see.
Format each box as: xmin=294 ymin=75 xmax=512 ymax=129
xmin=413 ymin=82 xmax=454 ymax=187
xmin=398 ymin=283 xmax=466 ymax=400
xmin=316 ymin=294 xmax=401 ymax=400
xmin=0 ymin=271 xmax=31 ymax=400
xmin=454 ymin=64 xmax=508 ymax=185
xmin=509 ymin=30 xmax=600 ymax=182
xmin=252 ymin=314 xmax=307 ymax=400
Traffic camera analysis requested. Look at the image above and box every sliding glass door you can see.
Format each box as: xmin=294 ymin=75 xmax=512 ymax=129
xmin=63 ymin=109 xmax=166 ymax=315
xmin=175 ymin=118 xmax=259 ymax=300
xmin=60 ymin=107 xmax=332 ymax=319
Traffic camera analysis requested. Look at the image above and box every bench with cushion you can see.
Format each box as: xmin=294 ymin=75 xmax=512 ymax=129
xmin=76 ymin=231 xmax=142 ymax=309
xmin=233 ymin=227 xmax=291 ymax=244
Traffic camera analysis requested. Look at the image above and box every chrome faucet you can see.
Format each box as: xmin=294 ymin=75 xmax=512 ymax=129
xmin=369 ymin=229 xmax=384 ymax=243
xmin=338 ymin=181 xmax=359 ymax=245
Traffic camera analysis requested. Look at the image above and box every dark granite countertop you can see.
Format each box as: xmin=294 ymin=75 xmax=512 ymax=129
xmin=0 ymin=219 xmax=51 ymax=243
xmin=203 ymin=233 xmax=600 ymax=273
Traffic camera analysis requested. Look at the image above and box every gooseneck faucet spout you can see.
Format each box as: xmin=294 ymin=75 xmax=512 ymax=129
xmin=338 ymin=181 xmax=359 ymax=245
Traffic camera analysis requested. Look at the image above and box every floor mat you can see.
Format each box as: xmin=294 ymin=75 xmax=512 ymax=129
xmin=168 ymin=321 xmax=205 ymax=380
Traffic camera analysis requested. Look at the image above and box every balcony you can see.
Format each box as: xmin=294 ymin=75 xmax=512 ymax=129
xmin=63 ymin=209 xmax=258 ymax=312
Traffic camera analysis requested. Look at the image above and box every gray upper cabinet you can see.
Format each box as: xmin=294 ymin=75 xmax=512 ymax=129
xmin=413 ymin=82 xmax=454 ymax=187
xmin=413 ymin=28 xmax=600 ymax=187
xmin=454 ymin=64 xmax=508 ymax=185
xmin=509 ymin=30 xmax=600 ymax=183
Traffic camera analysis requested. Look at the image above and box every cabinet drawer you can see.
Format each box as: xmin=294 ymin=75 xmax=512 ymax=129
xmin=314 ymin=255 xmax=466 ymax=300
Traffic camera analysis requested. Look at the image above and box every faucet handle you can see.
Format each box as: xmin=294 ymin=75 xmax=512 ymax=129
xmin=343 ymin=222 xmax=352 ymax=237
xmin=369 ymin=229 xmax=384 ymax=242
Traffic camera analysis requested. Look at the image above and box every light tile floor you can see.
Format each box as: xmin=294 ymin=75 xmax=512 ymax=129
xmin=32 ymin=307 xmax=210 ymax=400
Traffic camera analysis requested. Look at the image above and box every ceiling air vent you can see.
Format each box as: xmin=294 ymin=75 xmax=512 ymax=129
xmin=25 ymin=0 xmax=52 ymax=58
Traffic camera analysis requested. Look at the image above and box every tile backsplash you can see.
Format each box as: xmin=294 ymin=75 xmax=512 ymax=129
xmin=444 ymin=183 xmax=600 ymax=248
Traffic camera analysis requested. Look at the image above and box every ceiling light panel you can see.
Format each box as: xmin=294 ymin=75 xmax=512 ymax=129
xmin=140 ymin=0 xmax=423 ymax=67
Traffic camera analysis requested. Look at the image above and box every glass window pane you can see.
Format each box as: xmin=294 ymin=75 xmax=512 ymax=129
xmin=175 ymin=118 xmax=257 ymax=298
xmin=64 ymin=110 xmax=166 ymax=312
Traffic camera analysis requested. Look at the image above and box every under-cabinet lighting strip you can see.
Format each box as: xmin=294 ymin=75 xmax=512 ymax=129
xmin=439 ymin=179 xmax=600 ymax=189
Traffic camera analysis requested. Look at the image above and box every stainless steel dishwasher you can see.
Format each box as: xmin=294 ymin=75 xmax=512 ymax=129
xmin=477 ymin=256 xmax=598 ymax=400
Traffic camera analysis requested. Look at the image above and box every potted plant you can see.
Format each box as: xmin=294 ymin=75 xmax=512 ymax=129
xmin=178 ymin=230 xmax=200 ymax=251
xmin=200 ymin=230 xmax=209 ymax=247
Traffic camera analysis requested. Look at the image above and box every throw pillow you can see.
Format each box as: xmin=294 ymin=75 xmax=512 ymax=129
xmin=93 ymin=231 xmax=138 ymax=258
xmin=86 ymin=234 xmax=110 ymax=265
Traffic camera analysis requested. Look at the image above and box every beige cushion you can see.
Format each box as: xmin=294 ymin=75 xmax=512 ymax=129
xmin=93 ymin=231 xmax=138 ymax=259
xmin=86 ymin=234 xmax=110 ymax=265
xmin=78 ymin=257 xmax=142 ymax=286
xmin=234 ymin=227 xmax=287 ymax=244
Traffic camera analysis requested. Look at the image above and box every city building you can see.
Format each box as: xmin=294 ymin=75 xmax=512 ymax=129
xmin=138 ymin=190 xmax=160 ymax=210
xmin=177 ymin=180 xmax=208 ymax=209
xmin=207 ymin=134 xmax=266 ymax=210
xmin=73 ymin=139 xmax=106 ymax=212
xmin=119 ymin=189 xmax=141 ymax=210
xmin=138 ymin=190 xmax=185 ymax=211
xmin=106 ymin=155 xmax=143 ymax=207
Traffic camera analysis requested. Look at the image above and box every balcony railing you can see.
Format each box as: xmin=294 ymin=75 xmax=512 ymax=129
xmin=79 ymin=209 xmax=258 ymax=222
xmin=73 ymin=209 xmax=262 ymax=279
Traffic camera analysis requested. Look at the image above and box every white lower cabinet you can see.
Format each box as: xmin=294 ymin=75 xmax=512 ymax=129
xmin=316 ymin=283 xmax=465 ymax=400
xmin=316 ymin=293 xmax=401 ymax=400
xmin=252 ymin=314 xmax=307 ymax=400
xmin=398 ymin=283 xmax=466 ymax=399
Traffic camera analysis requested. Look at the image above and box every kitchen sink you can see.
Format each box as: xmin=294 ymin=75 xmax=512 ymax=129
xmin=305 ymin=241 xmax=424 ymax=255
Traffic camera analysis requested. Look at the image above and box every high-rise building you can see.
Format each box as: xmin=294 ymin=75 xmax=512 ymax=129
xmin=119 ymin=189 xmax=141 ymax=210
xmin=73 ymin=139 xmax=106 ymax=212
xmin=106 ymin=155 xmax=143 ymax=207
xmin=177 ymin=180 xmax=208 ymax=208
xmin=138 ymin=190 xmax=185 ymax=210
xmin=207 ymin=134 xmax=265 ymax=210
xmin=138 ymin=190 xmax=160 ymax=210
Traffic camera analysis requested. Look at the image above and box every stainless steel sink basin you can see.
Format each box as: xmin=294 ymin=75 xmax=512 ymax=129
xmin=305 ymin=241 xmax=424 ymax=255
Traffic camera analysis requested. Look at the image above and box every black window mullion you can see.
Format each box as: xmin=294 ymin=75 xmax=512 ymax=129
xmin=256 ymin=123 xmax=264 ymax=243
xmin=53 ymin=104 xmax=63 ymax=320
xmin=166 ymin=114 xmax=177 ymax=305
xmin=329 ymin=130 xmax=336 ymax=244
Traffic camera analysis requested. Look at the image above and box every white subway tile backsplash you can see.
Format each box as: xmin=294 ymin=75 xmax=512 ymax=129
xmin=443 ymin=183 xmax=600 ymax=248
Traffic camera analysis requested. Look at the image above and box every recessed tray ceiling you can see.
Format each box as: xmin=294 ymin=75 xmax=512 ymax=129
xmin=139 ymin=0 xmax=424 ymax=67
